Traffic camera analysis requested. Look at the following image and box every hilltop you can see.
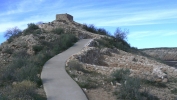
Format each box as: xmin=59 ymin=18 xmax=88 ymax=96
xmin=0 ymin=14 xmax=177 ymax=100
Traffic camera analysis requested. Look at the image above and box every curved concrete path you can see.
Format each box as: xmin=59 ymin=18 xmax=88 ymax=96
xmin=41 ymin=39 xmax=91 ymax=100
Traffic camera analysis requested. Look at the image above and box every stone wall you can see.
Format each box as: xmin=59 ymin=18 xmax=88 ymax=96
xmin=56 ymin=14 xmax=73 ymax=21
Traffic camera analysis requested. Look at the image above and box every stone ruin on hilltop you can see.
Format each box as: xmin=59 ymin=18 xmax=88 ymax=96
xmin=56 ymin=13 xmax=73 ymax=22
xmin=38 ymin=13 xmax=76 ymax=31
xmin=37 ymin=13 xmax=101 ymax=39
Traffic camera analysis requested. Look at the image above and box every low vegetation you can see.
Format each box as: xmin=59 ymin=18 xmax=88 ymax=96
xmin=66 ymin=60 xmax=102 ymax=89
xmin=95 ymin=37 xmax=138 ymax=52
xmin=83 ymin=23 xmax=139 ymax=53
xmin=51 ymin=27 xmax=64 ymax=35
xmin=1 ymin=24 xmax=78 ymax=99
xmin=83 ymin=24 xmax=110 ymax=36
xmin=4 ymin=27 xmax=22 ymax=43
xmin=112 ymin=69 xmax=159 ymax=100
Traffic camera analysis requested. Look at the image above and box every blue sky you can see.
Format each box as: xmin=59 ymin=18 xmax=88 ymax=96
xmin=0 ymin=0 xmax=177 ymax=49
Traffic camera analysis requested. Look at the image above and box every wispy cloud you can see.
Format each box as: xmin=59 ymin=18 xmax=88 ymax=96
xmin=128 ymin=30 xmax=177 ymax=39
xmin=76 ymin=8 xmax=177 ymax=27
xmin=0 ymin=0 xmax=177 ymax=48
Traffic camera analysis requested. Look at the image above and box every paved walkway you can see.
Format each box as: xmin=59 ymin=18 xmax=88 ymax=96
xmin=41 ymin=39 xmax=92 ymax=100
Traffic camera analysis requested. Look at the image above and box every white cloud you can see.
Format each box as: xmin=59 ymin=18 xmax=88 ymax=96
xmin=128 ymin=30 xmax=177 ymax=40
xmin=89 ymin=8 xmax=177 ymax=27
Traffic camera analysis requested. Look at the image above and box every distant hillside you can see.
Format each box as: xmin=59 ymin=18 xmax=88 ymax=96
xmin=141 ymin=47 xmax=177 ymax=61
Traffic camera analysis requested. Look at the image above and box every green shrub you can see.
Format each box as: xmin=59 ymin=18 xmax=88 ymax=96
xmin=12 ymin=80 xmax=36 ymax=98
xmin=24 ymin=23 xmax=39 ymax=35
xmin=34 ymin=29 xmax=42 ymax=34
xmin=78 ymin=79 xmax=98 ymax=89
xmin=33 ymin=45 xmax=44 ymax=54
xmin=27 ymin=23 xmax=39 ymax=30
xmin=171 ymin=88 xmax=177 ymax=94
xmin=96 ymin=37 xmax=114 ymax=48
xmin=117 ymin=77 xmax=142 ymax=100
xmin=4 ymin=27 xmax=22 ymax=43
xmin=114 ymin=27 xmax=128 ymax=41
xmin=1 ymin=56 xmax=28 ymax=81
xmin=141 ymin=90 xmax=159 ymax=100
xmin=68 ymin=60 xmax=90 ymax=73
xmin=0 ymin=80 xmax=45 ymax=100
xmin=112 ymin=69 xmax=158 ymax=100
xmin=97 ymin=28 xmax=109 ymax=35
xmin=52 ymin=27 xmax=64 ymax=35
xmin=83 ymin=24 xmax=97 ymax=33
xmin=142 ymin=80 xmax=167 ymax=88
xmin=12 ymin=50 xmax=29 ymax=58
xmin=83 ymin=24 xmax=109 ymax=35
xmin=59 ymin=34 xmax=78 ymax=49
xmin=96 ymin=37 xmax=131 ymax=52
xmin=2 ymin=48 xmax=13 ymax=54
xmin=14 ymin=64 xmax=40 ymax=83
xmin=111 ymin=69 xmax=130 ymax=83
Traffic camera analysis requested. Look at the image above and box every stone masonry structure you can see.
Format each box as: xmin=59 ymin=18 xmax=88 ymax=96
xmin=56 ymin=13 xmax=73 ymax=21
xmin=38 ymin=13 xmax=102 ymax=39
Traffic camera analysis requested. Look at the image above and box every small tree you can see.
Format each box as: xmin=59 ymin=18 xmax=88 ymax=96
xmin=114 ymin=28 xmax=129 ymax=41
xmin=4 ymin=27 xmax=22 ymax=39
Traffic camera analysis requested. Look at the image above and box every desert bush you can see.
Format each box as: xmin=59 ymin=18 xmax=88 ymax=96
xmin=141 ymin=89 xmax=159 ymax=100
xmin=59 ymin=34 xmax=78 ymax=49
xmin=33 ymin=45 xmax=44 ymax=54
xmin=12 ymin=50 xmax=29 ymax=58
xmin=14 ymin=64 xmax=40 ymax=83
xmin=171 ymin=88 xmax=177 ymax=94
xmin=24 ymin=23 xmax=39 ymax=35
xmin=142 ymin=79 xmax=167 ymax=88
xmin=68 ymin=60 xmax=90 ymax=73
xmin=4 ymin=27 xmax=22 ymax=43
xmin=96 ymin=37 xmax=114 ymax=48
xmin=97 ymin=28 xmax=110 ymax=35
xmin=83 ymin=24 xmax=109 ymax=35
xmin=34 ymin=29 xmax=42 ymax=34
xmin=78 ymin=79 xmax=98 ymax=89
xmin=117 ymin=77 xmax=142 ymax=100
xmin=111 ymin=69 xmax=130 ymax=83
xmin=83 ymin=24 xmax=97 ymax=33
xmin=1 ymin=56 xmax=28 ymax=81
xmin=2 ymin=48 xmax=13 ymax=54
xmin=39 ymin=36 xmax=45 ymax=39
xmin=0 ymin=80 xmax=45 ymax=100
xmin=96 ymin=37 xmax=131 ymax=52
xmin=52 ymin=27 xmax=64 ymax=35
xmin=112 ymin=69 xmax=158 ymax=100
xmin=12 ymin=80 xmax=36 ymax=98
xmin=27 ymin=23 xmax=39 ymax=30
xmin=114 ymin=27 xmax=128 ymax=41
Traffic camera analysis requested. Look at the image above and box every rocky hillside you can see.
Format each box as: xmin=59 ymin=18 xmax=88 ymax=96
xmin=141 ymin=48 xmax=177 ymax=61
xmin=66 ymin=39 xmax=177 ymax=100
xmin=0 ymin=14 xmax=101 ymax=100
xmin=0 ymin=13 xmax=177 ymax=100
